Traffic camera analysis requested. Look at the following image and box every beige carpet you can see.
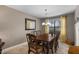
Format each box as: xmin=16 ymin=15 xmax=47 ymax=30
xmin=2 ymin=40 xmax=69 ymax=54
xmin=2 ymin=43 xmax=28 ymax=54
xmin=56 ymin=41 xmax=69 ymax=54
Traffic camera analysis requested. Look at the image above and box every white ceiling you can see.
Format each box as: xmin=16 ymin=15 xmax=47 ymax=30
xmin=7 ymin=5 xmax=77 ymax=18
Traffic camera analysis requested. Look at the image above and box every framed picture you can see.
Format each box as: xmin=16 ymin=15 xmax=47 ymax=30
xmin=25 ymin=18 xmax=36 ymax=30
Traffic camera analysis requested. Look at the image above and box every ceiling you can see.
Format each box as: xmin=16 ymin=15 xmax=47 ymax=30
xmin=7 ymin=5 xmax=77 ymax=18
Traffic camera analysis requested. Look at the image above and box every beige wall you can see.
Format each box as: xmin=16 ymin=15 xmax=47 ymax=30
xmin=75 ymin=6 xmax=79 ymax=46
xmin=0 ymin=6 xmax=41 ymax=49
xmin=66 ymin=13 xmax=75 ymax=42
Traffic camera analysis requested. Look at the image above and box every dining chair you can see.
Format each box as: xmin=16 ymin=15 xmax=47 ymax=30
xmin=0 ymin=39 xmax=5 ymax=54
xmin=32 ymin=30 xmax=41 ymax=36
xmin=43 ymin=34 xmax=55 ymax=54
xmin=36 ymin=33 xmax=49 ymax=53
xmin=54 ymin=32 xmax=60 ymax=53
xmin=26 ymin=33 xmax=44 ymax=54
xmin=37 ymin=33 xmax=55 ymax=54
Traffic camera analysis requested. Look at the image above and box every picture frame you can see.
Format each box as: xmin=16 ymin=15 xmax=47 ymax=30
xmin=25 ymin=18 xmax=36 ymax=30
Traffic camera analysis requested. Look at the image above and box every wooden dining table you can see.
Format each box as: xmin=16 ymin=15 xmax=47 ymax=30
xmin=35 ymin=33 xmax=55 ymax=53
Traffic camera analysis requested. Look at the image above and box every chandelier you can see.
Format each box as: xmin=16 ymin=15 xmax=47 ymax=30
xmin=42 ymin=9 xmax=51 ymax=26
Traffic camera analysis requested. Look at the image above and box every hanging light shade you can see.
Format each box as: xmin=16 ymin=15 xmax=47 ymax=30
xmin=47 ymin=22 xmax=51 ymax=26
xmin=42 ymin=22 xmax=45 ymax=25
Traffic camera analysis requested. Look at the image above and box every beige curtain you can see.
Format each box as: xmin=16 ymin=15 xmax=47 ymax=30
xmin=60 ymin=16 xmax=67 ymax=42
xmin=44 ymin=19 xmax=49 ymax=33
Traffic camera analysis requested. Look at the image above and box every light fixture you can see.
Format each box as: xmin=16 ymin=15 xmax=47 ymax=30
xmin=42 ymin=22 xmax=51 ymax=26
xmin=42 ymin=9 xmax=51 ymax=26
xmin=42 ymin=22 xmax=45 ymax=25
xmin=45 ymin=9 xmax=47 ymax=15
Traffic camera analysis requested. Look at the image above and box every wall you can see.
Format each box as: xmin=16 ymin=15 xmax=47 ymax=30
xmin=75 ymin=22 xmax=79 ymax=46
xmin=75 ymin=6 xmax=79 ymax=46
xmin=66 ymin=13 xmax=75 ymax=42
xmin=0 ymin=6 xmax=41 ymax=49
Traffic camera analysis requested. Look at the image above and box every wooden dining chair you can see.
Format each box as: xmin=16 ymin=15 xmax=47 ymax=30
xmin=26 ymin=33 xmax=44 ymax=54
xmin=54 ymin=32 xmax=60 ymax=53
xmin=37 ymin=33 xmax=55 ymax=54
xmin=48 ymin=39 xmax=54 ymax=53
xmin=0 ymin=39 xmax=5 ymax=54
xmin=36 ymin=33 xmax=49 ymax=53
xmin=31 ymin=30 xmax=41 ymax=36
